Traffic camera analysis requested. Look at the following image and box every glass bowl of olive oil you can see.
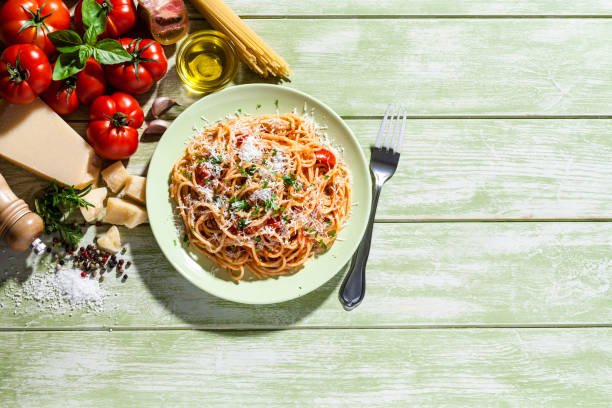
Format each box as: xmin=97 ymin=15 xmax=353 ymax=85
xmin=176 ymin=30 xmax=239 ymax=93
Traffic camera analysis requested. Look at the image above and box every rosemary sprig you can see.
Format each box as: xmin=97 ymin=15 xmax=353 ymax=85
xmin=34 ymin=181 xmax=94 ymax=246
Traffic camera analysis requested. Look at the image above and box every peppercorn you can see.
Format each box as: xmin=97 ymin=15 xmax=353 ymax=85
xmin=118 ymin=259 xmax=124 ymax=265
xmin=46 ymin=247 xmax=51 ymax=253
xmin=122 ymin=274 xmax=128 ymax=281
xmin=125 ymin=261 xmax=131 ymax=269
xmin=59 ymin=260 xmax=65 ymax=266
xmin=95 ymin=221 xmax=102 ymax=226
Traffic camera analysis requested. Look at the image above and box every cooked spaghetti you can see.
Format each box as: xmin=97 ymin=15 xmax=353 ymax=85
xmin=170 ymin=113 xmax=351 ymax=280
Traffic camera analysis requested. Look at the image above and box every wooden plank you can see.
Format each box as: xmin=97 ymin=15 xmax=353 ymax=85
xmin=2 ymin=222 xmax=612 ymax=328
xmin=219 ymin=0 xmax=612 ymax=16
xmin=3 ymin=119 xmax=612 ymax=219
xmin=57 ymin=19 xmax=612 ymax=119
xmin=1 ymin=328 xmax=611 ymax=406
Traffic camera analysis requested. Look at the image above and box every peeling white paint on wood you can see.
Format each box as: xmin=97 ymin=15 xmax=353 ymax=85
xmin=1 ymin=329 xmax=611 ymax=406
xmin=1 ymin=223 xmax=611 ymax=328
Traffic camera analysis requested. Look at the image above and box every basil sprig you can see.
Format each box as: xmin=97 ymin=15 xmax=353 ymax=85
xmin=48 ymin=0 xmax=130 ymax=80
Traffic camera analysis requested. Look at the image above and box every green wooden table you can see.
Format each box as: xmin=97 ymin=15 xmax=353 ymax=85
xmin=2 ymin=1 xmax=612 ymax=405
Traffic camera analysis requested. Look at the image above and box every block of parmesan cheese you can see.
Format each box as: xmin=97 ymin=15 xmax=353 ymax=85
xmin=103 ymin=197 xmax=148 ymax=228
xmin=124 ymin=175 xmax=146 ymax=204
xmin=97 ymin=225 xmax=122 ymax=253
xmin=0 ymin=98 xmax=101 ymax=188
xmin=101 ymin=161 xmax=129 ymax=193
xmin=79 ymin=187 xmax=107 ymax=222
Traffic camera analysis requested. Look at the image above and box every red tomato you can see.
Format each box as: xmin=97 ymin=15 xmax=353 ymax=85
xmin=86 ymin=92 xmax=144 ymax=160
xmin=0 ymin=44 xmax=51 ymax=104
xmin=40 ymin=76 xmax=79 ymax=114
xmin=0 ymin=0 xmax=70 ymax=57
xmin=195 ymin=164 xmax=212 ymax=186
xmin=265 ymin=216 xmax=282 ymax=229
xmin=104 ymin=38 xmax=168 ymax=95
xmin=41 ymin=58 xmax=106 ymax=114
xmin=315 ymin=148 xmax=336 ymax=168
xmin=74 ymin=0 xmax=136 ymax=39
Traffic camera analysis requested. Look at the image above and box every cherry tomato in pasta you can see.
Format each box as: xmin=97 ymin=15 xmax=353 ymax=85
xmin=315 ymin=148 xmax=336 ymax=168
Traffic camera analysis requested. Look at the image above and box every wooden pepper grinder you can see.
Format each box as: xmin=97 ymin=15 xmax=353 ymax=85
xmin=0 ymin=173 xmax=46 ymax=254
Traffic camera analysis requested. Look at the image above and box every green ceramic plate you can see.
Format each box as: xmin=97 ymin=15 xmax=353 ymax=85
xmin=147 ymin=84 xmax=371 ymax=304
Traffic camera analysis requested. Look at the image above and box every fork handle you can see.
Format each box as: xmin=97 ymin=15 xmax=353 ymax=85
xmin=339 ymin=182 xmax=382 ymax=310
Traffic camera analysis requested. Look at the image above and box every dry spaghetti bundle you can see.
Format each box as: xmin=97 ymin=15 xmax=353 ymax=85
xmin=188 ymin=0 xmax=292 ymax=78
xmin=170 ymin=113 xmax=350 ymax=280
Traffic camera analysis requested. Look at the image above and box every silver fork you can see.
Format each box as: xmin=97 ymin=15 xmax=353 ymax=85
xmin=339 ymin=104 xmax=406 ymax=310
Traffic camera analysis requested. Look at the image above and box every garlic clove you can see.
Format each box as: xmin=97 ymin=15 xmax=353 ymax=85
xmin=151 ymin=97 xmax=180 ymax=118
xmin=143 ymin=119 xmax=171 ymax=135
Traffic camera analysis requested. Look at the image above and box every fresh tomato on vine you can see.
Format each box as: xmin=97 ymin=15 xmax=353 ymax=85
xmin=87 ymin=92 xmax=144 ymax=160
xmin=0 ymin=44 xmax=52 ymax=104
xmin=41 ymin=58 xmax=106 ymax=114
xmin=73 ymin=0 xmax=136 ymax=39
xmin=0 ymin=0 xmax=70 ymax=57
xmin=104 ymin=38 xmax=168 ymax=95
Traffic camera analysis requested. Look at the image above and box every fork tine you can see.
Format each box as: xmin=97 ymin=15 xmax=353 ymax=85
xmin=382 ymin=105 xmax=397 ymax=150
xmin=395 ymin=107 xmax=407 ymax=153
xmin=390 ymin=105 xmax=403 ymax=152
xmin=375 ymin=104 xmax=392 ymax=147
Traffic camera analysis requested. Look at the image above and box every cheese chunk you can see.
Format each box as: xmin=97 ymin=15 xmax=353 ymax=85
xmin=124 ymin=175 xmax=146 ymax=204
xmin=101 ymin=161 xmax=129 ymax=193
xmin=0 ymin=98 xmax=101 ymax=187
xmin=104 ymin=197 xmax=148 ymax=228
xmin=79 ymin=187 xmax=107 ymax=222
xmin=97 ymin=226 xmax=122 ymax=253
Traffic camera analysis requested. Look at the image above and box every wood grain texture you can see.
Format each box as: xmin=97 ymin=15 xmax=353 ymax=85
xmin=2 ymin=222 xmax=611 ymax=328
xmin=55 ymin=18 xmax=612 ymax=120
xmin=1 ymin=328 xmax=611 ymax=406
xmin=3 ymin=119 xmax=612 ymax=219
xmin=220 ymin=0 xmax=612 ymax=16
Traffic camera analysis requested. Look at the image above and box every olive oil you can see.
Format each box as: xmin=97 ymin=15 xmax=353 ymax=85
xmin=176 ymin=31 xmax=238 ymax=93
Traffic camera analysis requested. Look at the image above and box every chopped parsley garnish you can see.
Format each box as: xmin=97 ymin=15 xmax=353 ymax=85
xmin=250 ymin=205 xmax=260 ymax=216
xmin=262 ymin=181 xmax=269 ymax=188
xmin=326 ymin=220 xmax=332 ymax=226
xmin=240 ymin=164 xmax=257 ymax=177
xmin=237 ymin=108 xmax=242 ymax=113
xmin=271 ymin=171 xmax=278 ymax=177
xmin=319 ymin=240 xmax=327 ymax=250
xmin=256 ymin=104 xmax=262 ymax=109
xmin=173 ymin=239 xmax=177 ymax=246
xmin=181 ymin=169 xmax=192 ymax=180
xmin=272 ymin=149 xmax=277 ymax=156
xmin=229 ymin=197 xmax=250 ymax=211
xmin=211 ymin=155 xmax=223 ymax=164
xmin=330 ymin=230 xmax=336 ymax=237
xmin=274 ymin=99 xmax=279 ymax=108
xmin=264 ymin=193 xmax=278 ymax=211
xmin=183 ymin=234 xmax=189 ymax=243
xmin=254 ymin=237 xmax=261 ymax=242
xmin=282 ymin=174 xmax=302 ymax=191
xmin=282 ymin=174 xmax=296 ymax=186
xmin=238 ymin=218 xmax=248 ymax=230
xmin=282 ymin=214 xmax=290 ymax=223
xmin=324 ymin=175 xmax=329 ymax=180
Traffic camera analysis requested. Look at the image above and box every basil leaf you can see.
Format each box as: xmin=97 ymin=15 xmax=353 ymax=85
xmin=79 ymin=45 xmax=94 ymax=64
xmin=83 ymin=27 xmax=98 ymax=46
xmin=52 ymin=52 xmax=87 ymax=80
xmin=48 ymin=30 xmax=83 ymax=53
xmin=81 ymin=0 xmax=106 ymax=39
xmin=93 ymin=39 xmax=131 ymax=65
